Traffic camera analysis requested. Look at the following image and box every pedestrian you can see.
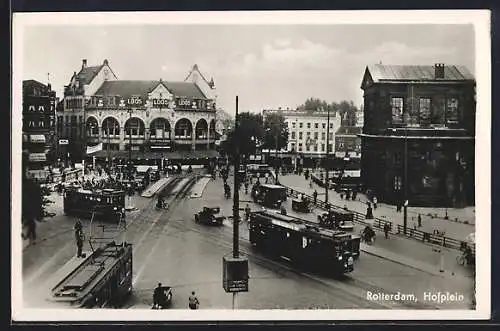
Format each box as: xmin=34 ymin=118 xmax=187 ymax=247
xmin=373 ymin=196 xmax=378 ymax=209
xmin=418 ymin=214 xmax=422 ymax=227
xmin=24 ymin=217 xmax=37 ymax=245
xmin=396 ymin=200 xmax=401 ymax=212
xmin=153 ymin=283 xmax=163 ymax=309
xmin=366 ymin=204 xmax=373 ymax=219
xmin=313 ymin=190 xmax=318 ymax=204
xmin=383 ymin=223 xmax=390 ymax=239
xmin=188 ymin=291 xmax=199 ymax=309
xmin=244 ymin=204 xmax=251 ymax=221
xmin=74 ymin=220 xmax=86 ymax=258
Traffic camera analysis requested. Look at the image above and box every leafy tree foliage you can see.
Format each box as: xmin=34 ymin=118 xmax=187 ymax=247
xmin=297 ymin=98 xmax=360 ymax=126
xmin=219 ymin=112 xmax=265 ymax=159
xmin=22 ymin=174 xmax=54 ymax=224
xmin=262 ymin=113 xmax=289 ymax=151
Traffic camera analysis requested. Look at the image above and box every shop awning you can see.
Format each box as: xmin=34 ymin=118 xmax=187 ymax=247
xmin=28 ymin=152 xmax=47 ymax=162
xmin=91 ymin=149 xmax=218 ymax=160
xmin=30 ymin=134 xmax=46 ymax=143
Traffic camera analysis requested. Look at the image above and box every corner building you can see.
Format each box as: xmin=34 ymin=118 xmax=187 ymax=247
xmin=359 ymin=64 xmax=475 ymax=207
xmin=58 ymin=60 xmax=218 ymax=164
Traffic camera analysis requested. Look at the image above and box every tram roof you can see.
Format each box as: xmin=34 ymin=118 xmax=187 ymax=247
xmin=49 ymin=242 xmax=132 ymax=306
xmin=67 ymin=186 xmax=125 ymax=195
xmin=253 ymin=211 xmax=352 ymax=242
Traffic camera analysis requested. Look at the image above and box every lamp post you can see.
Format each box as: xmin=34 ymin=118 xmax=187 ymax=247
xmin=325 ymin=108 xmax=330 ymax=204
xmin=403 ymin=126 xmax=408 ymax=235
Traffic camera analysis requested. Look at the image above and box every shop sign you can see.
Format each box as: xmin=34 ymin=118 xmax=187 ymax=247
xmin=177 ymin=98 xmax=191 ymax=107
xmin=127 ymin=96 xmax=143 ymax=106
xmin=30 ymin=134 xmax=46 ymax=143
xmin=28 ymin=153 xmax=47 ymax=162
xmin=151 ymin=98 xmax=170 ymax=107
xmin=59 ymin=139 xmax=69 ymax=145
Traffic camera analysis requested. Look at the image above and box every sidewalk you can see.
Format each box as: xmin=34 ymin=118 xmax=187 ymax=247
xmin=190 ymin=176 xmax=211 ymax=198
xmin=279 ymin=174 xmax=475 ymax=241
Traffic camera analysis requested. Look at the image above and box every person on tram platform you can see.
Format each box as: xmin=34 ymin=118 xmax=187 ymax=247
xmin=153 ymin=283 xmax=164 ymax=309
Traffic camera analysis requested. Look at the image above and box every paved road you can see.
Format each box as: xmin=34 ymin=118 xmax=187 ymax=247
xmin=21 ymin=172 xmax=474 ymax=310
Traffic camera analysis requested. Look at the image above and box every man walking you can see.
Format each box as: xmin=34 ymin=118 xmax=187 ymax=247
xmin=188 ymin=291 xmax=199 ymax=309
xmin=383 ymin=223 xmax=390 ymax=239
xmin=74 ymin=220 xmax=86 ymax=258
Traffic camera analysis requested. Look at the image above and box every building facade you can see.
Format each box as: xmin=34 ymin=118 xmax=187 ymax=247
xmin=22 ymin=80 xmax=57 ymax=179
xmin=262 ymin=109 xmax=341 ymax=169
xmin=359 ymin=63 xmax=475 ymax=207
xmin=334 ymin=126 xmax=362 ymax=158
xmin=57 ymin=60 xmax=218 ymax=165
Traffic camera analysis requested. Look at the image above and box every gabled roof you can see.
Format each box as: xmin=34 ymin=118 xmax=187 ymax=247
xmin=23 ymin=79 xmax=48 ymax=89
xmin=364 ymin=64 xmax=475 ymax=84
xmin=184 ymin=64 xmax=213 ymax=87
xmin=76 ymin=65 xmax=104 ymax=85
xmin=93 ymin=80 xmax=207 ymax=99
xmin=335 ymin=126 xmax=362 ymax=135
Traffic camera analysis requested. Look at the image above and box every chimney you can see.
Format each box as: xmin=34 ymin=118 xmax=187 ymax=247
xmin=434 ymin=63 xmax=445 ymax=79
xmin=103 ymin=59 xmax=109 ymax=66
xmin=82 ymin=59 xmax=87 ymax=68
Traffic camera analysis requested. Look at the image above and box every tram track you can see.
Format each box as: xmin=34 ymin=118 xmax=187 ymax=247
xmin=23 ymin=176 xmax=184 ymax=290
xmin=131 ymin=175 xmax=198 ymax=287
xmin=165 ymin=213 xmax=438 ymax=310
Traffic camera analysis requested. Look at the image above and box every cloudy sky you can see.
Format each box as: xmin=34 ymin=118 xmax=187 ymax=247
xmin=21 ymin=23 xmax=474 ymax=114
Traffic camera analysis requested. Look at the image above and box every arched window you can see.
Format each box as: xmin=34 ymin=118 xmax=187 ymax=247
xmin=86 ymin=117 xmax=99 ymax=136
xmin=174 ymin=119 xmax=192 ymax=139
xmin=102 ymin=117 xmax=120 ymax=136
xmin=149 ymin=118 xmax=171 ymax=139
xmin=195 ymin=119 xmax=208 ymax=139
xmin=125 ymin=117 xmax=145 ymax=137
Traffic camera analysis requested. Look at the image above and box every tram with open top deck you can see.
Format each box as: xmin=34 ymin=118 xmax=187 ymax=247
xmin=249 ymin=210 xmax=355 ymax=275
xmin=48 ymin=241 xmax=132 ymax=308
xmin=64 ymin=186 xmax=126 ymax=223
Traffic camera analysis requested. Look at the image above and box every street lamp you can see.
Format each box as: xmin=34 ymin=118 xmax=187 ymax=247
xmin=325 ymin=107 xmax=331 ymax=204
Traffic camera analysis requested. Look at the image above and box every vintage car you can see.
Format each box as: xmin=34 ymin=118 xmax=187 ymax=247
xmin=291 ymin=197 xmax=312 ymax=213
xmin=194 ymin=206 xmax=226 ymax=226
xmin=318 ymin=209 xmax=355 ymax=232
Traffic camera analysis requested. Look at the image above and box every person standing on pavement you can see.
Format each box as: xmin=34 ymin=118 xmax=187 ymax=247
xmin=418 ymin=214 xmax=422 ymax=227
xmin=74 ymin=220 xmax=86 ymax=258
xmin=366 ymin=203 xmax=374 ymax=219
xmin=313 ymin=190 xmax=318 ymax=204
xmin=383 ymin=223 xmax=390 ymax=239
xmin=373 ymin=196 xmax=378 ymax=209
xmin=188 ymin=291 xmax=199 ymax=309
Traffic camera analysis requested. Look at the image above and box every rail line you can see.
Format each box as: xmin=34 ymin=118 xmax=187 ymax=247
xmin=166 ymin=214 xmax=439 ymax=310
xmin=131 ymin=175 xmax=198 ymax=287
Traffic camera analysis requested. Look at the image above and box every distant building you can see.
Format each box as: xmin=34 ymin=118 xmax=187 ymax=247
xmin=57 ymin=60 xmax=219 ymax=167
xmin=359 ymin=63 xmax=475 ymax=207
xmin=334 ymin=126 xmax=362 ymax=158
xmin=262 ymin=108 xmax=341 ymax=169
xmin=22 ymin=80 xmax=57 ymax=179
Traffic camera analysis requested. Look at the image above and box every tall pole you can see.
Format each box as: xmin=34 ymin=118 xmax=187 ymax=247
xmin=232 ymin=96 xmax=240 ymax=309
xmin=128 ymin=109 xmax=132 ymax=168
xmin=325 ymin=108 xmax=330 ymax=204
xmin=403 ymin=127 xmax=408 ymax=234
xmin=275 ymin=128 xmax=279 ymax=184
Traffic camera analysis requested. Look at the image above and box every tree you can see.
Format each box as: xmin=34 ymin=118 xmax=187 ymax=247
xmin=297 ymin=98 xmax=360 ymax=126
xmin=21 ymin=154 xmax=55 ymax=225
xmin=219 ymin=112 xmax=265 ymax=161
xmin=262 ymin=113 xmax=289 ymax=152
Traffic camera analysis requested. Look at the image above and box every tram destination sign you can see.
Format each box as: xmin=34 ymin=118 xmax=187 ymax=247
xmin=222 ymin=255 xmax=249 ymax=293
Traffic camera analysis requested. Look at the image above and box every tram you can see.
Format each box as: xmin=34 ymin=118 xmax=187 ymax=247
xmin=64 ymin=186 xmax=126 ymax=223
xmin=48 ymin=241 xmax=133 ymax=308
xmin=252 ymin=184 xmax=287 ymax=208
xmin=249 ymin=210 xmax=355 ymax=275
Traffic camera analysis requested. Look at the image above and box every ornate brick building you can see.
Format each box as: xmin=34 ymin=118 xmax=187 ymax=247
xmin=359 ymin=63 xmax=475 ymax=207
xmin=57 ymin=60 xmax=219 ymax=165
